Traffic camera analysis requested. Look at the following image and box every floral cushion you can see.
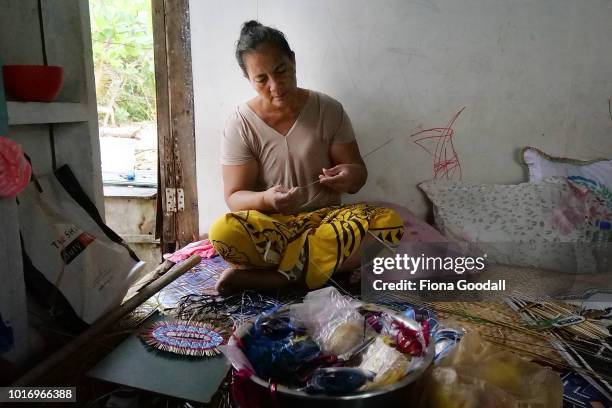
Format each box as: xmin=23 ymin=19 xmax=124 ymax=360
xmin=419 ymin=178 xmax=602 ymax=272
xmin=521 ymin=147 xmax=612 ymax=211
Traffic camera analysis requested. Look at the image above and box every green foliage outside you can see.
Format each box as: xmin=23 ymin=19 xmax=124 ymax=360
xmin=90 ymin=0 xmax=156 ymax=125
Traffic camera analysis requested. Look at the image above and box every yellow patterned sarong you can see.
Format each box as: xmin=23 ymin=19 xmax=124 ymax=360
xmin=208 ymin=203 xmax=403 ymax=288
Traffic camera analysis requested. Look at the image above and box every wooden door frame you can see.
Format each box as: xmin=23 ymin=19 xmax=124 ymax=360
xmin=152 ymin=0 xmax=198 ymax=251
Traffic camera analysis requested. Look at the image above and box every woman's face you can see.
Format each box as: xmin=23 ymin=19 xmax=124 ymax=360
xmin=243 ymin=43 xmax=297 ymax=109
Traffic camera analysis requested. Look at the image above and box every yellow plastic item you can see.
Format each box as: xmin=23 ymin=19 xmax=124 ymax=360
xmin=415 ymin=332 xmax=563 ymax=408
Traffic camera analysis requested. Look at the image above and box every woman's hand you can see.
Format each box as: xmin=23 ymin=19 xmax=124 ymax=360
xmin=263 ymin=185 xmax=303 ymax=214
xmin=318 ymin=163 xmax=366 ymax=193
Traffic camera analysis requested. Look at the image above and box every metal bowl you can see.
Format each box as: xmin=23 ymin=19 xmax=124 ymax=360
xmin=229 ymin=304 xmax=434 ymax=408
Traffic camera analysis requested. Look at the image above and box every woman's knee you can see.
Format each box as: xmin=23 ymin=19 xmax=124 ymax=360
xmin=209 ymin=213 xmax=246 ymax=245
xmin=208 ymin=212 xmax=271 ymax=267
xmin=371 ymin=208 xmax=404 ymax=241
xmin=378 ymin=208 xmax=403 ymax=225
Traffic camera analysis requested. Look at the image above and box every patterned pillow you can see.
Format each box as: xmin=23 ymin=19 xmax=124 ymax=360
xmin=419 ymin=178 xmax=600 ymax=272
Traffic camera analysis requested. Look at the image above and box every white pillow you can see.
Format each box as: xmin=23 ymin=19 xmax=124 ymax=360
xmin=521 ymin=146 xmax=612 ymax=197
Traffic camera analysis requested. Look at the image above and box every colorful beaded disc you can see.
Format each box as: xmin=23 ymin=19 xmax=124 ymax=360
xmin=140 ymin=320 xmax=225 ymax=357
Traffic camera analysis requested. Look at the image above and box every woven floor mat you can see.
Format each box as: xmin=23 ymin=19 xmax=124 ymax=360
xmin=153 ymin=257 xmax=229 ymax=308
xmin=126 ymin=258 xmax=567 ymax=367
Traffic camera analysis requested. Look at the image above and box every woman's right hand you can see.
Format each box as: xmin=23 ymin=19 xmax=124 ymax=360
xmin=263 ymin=185 xmax=302 ymax=214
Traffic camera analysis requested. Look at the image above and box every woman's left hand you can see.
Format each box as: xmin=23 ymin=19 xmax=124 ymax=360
xmin=318 ymin=163 xmax=366 ymax=193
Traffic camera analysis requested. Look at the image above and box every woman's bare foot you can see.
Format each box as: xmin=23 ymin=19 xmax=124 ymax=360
xmin=214 ymin=245 xmax=364 ymax=296
xmin=215 ymin=267 xmax=296 ymax=295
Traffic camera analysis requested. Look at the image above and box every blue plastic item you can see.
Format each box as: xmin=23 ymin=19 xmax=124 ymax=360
xmin=305 ymin=367 xmax=371 ymax=395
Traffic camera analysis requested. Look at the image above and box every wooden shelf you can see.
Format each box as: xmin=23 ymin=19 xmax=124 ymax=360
xmin=7 ymin=101 xmax=89 ymax=125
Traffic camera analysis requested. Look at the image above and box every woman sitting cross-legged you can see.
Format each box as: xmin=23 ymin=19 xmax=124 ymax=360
xmin=209 ymin=20 xmax=404 ymax=295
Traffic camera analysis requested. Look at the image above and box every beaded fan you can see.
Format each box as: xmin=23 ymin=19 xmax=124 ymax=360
xmin=140 ymin=320 xmax=226 ymax=357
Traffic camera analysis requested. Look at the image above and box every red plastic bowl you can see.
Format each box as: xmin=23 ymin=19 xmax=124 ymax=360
xmin=2 ymin=65 xmax=64 ymax=102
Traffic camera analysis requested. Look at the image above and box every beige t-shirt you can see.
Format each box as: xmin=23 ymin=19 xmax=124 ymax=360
xmin=221 ymin=90 xmax=356 ymax=211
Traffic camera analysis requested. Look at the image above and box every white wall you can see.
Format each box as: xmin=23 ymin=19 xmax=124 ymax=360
xmin=191 ymin=0 xmax=612 ymax=233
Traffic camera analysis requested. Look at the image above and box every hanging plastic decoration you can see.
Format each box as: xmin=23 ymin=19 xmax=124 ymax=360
xmin=140 ymin=320 xmax=226 ymax=357
xmin=0 ymin=136 xmax=31 ymax=198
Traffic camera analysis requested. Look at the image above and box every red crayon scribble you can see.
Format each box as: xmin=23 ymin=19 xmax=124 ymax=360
xmin=410 ymin=107 xmax=465 ymax=180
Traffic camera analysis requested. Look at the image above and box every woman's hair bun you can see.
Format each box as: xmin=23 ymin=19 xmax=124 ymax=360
xmin=235 ymin=20 xmax=293 ymax=76
xmin=242 ymin=20 xmax=261 ymax=32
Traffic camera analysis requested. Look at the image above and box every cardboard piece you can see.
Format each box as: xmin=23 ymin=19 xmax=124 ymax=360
xmin=88 ymin=314 xmax=230 ymax=403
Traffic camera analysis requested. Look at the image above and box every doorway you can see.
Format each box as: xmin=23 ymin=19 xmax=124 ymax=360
xmin=90 ymin=0 xmax=160 ymax=265
xmin=90 ymin=0 xmax=198 ymax=261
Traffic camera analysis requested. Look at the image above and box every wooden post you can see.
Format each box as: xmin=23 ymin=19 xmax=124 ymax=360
xmin=152 ymin=0 xmax=198 ymax=250
xmin=164 ymin=0 xmax=198 ymax=247
xmin=152 ymin=0 xmax=175 ymax=251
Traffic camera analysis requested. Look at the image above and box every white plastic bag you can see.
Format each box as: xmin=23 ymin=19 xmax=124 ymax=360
xmin=290 ymin=287 xmax=365 ymax=354
xmin=18 ymin=165 xmax=145 ymax=324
